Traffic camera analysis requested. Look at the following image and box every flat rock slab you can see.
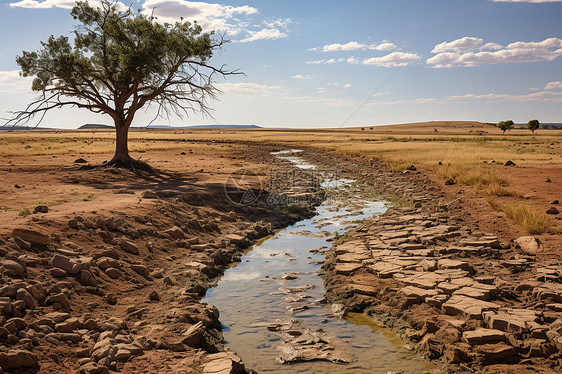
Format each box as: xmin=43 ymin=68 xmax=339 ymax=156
xmin=463 ymin=328 xmax=506 ymax=345
xmin=11 ymin=228 xmax=49 ymax=245
xmin=442 ymin=295 xmax=500 ymax=319
xmin=395 ymin=272 xmax=448 ymax=289
xmin=335 ymin=263 xmax=362 ymax=275
xmin=278 ymin=330 xmax=353 ymax=364
xmin=349 ymin=284 xmax=378 ymax=296
xmin=399 ymin=286 xmax=438 ymax=301
xmin=438 ymin=259 xmax=475 ymax=274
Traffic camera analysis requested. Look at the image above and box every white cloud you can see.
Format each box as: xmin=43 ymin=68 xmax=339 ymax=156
xmin=0 ymin=70 xmax=33 ymax=92
xmin=428 ymin=37 xmax=562 ymax=67
xmin=362 ymin=52 xmax=421 ymax=67
xmin=431 ymin=37 xmax=484 ymax=53
xmin=313 ymin=41 xmax=396 ymax=53
xmin=306 ymin=58 xmax=344 ymax=64
xmin=343 ymin=83 xmax=352 ymax=88
xmin=375 ymin=42 xmax=397 ymax=51
xmin=490 ymin=0 xmax=562 ymax=3
xmin=10 ymin=0 xmax=287 ymax=43
xmin=291 ymin=74 xmax=316 ymax=80
xmin=142 ymin=0 xmax=257 ymax=33
xmin=215 ymin=82 xmax=282 ymax=95
xmin=237 ymin=28 xmax=286 ymax=43
xmin=10 ymin=0 xmax=89 ymax=8
xmin=545 ymin=81 xmax=562 ymax=89
xmin=450 ymin=90 xmax=562 ymax=102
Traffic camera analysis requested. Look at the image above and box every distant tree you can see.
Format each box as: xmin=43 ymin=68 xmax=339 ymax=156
xmin=497 ymin=120 xmax=514 ymax=135
xmin=7 ymin=0 xmax=235 ymax=168
xmin=527 ymin=119 xmax=540 ymax=134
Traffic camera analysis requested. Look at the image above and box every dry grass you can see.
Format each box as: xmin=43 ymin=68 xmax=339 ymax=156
xmin=487 ymin=199 xmax=553 ymax=234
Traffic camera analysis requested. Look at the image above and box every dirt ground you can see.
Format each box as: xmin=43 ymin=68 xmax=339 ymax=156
xmin=0 ymin=122 xmax=561 ymax=373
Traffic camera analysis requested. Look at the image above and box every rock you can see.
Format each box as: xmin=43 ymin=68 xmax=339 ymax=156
xmin=105 ymin=293 xmax=117 ymax=305
xmin=83 ymin=319 xmax=99 ymax=331
xmin=16 ymin=288 xmax=35 ymax=309
xmin=140 ymin=191 xmax=159 ymax=199
xmin=438 ymin=259 xmax=475 ymax=275
xmin=51 ymin=254 xmax=82 ymax=275
xmin=515 ymin=236 xmax=541 ymax=254
xmin=74 ymin=158 xmax=87 ymax=163
xmin=11 ymin=228 xmax=49 ymax=245
xmin=78 ymin=362 xmax=109 ymax=374
xmin=164 ymin=226 xmax=184 ymax=240
xmin=334 ymin=263 xmax=362 ymax=275
xmin=463 ymin=328 xmax=506 ymax=345
xmin=97 ymin=257 xmax=120 ymax=271
xmin=1 ymin=260 xmax=26 ymax=277
xmin=148 ymin=290 xmax=160 ymax=301
xmin=203 ymin=352 xmax=245 ymax=374
xmin=546 ymin=207 xmax=559 ymax=215
xmin=406 ymin=164 xmax=417 ymax=171
xmin=50 ymin=268 xmax=68 ymax=278
xmin=445 ymin=179 xmax=456 ymax=186
xmin=475 ymin=343 xmax=516 ymax=363
xmin=119 ymin=240 xmax=139 ymax=255
xmin=399 ymin=286 xmax=438 ymax=302
xmin=0 ymin=349 xmax=38 ymax=370
xmin=551 ymin=200 xmax=559 ymax=205
xmin=442 ymin=295 xmax=500 ymax=319
xmin=504 ymin=160 xmax=516 ymax=166
xmin=33 ymin=205 xmax=49 ymax=214
xmin=181 ymin=321 xmax=205 ymax=347
xmin=348 ymin=284 xmax=377 ymax=296
xmin=79 ymin=270 xmax=97 ymax=287
xmin=46 ymin=293 xmax=71 ymax=309
xmin=104 ymin=268 xmax=121 ymax=279
xmin=130 ymin=264 xmax=150 ymax=278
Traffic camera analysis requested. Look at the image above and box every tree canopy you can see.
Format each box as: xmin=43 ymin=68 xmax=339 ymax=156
xmin=527 ymin=119 xmax=540 ymax=133
xmin=8 ymin=0 xmax=235 ymax=167
xmin=497 ymin=120 xmax=514 ymax=135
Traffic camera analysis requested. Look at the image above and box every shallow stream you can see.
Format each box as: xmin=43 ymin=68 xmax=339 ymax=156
xmin=204 ymin=151 xmax=433 ymax=373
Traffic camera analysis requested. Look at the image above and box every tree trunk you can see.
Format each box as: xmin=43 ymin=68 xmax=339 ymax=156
xmin=109 ymin=122 xmax=131 ymax=166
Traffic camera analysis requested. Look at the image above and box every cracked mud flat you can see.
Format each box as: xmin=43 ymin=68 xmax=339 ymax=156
xmin=204 ymin=151 xmax=434 ymax=373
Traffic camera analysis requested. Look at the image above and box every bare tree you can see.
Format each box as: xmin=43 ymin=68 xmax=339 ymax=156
xmin=7 ymin=0 xmax=236 ymax=168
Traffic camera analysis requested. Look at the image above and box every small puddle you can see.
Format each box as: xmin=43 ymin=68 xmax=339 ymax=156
xmin=204 ymin=151 xmax=433 ymax=373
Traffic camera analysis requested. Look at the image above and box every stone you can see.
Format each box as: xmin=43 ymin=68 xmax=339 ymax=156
xmin=130 ymin=264 xmax=150 ymax=278
xmin=546 ymin=207 xmax=559 ymax=215
xmin=140 ymin=191 xmax=159 ymax=199
xmin=515 ymin=236 xmax=541 ymax=254
xmin=97 ymin=257 xmax=120 ymax=271
xmin=104 ymin=268 xmax=121 ymax=279
xmin=348 ymin=284 xmax=377 ymax=296
xmin=33 ymin=205 xmax=49 ymax=213
xmin=335 ymin=263 xmax=362 ymax=275
xmin=0 ymin=350 xmax=38 ymax=370
xmin=16 ymin=288 xmax=35 ymax=309
xmin=164 ymin=226 xmax=185 ymax=240
xmin=1 ymin=260 xmax=25 ymax=277
xmin=475 ymin=343 xmax=516 ymax=363
xmin=119 ymin=240 xmax=139 ymax=255
xmin=49 ymin=268 xmax=68 ymax=278
xmin=46 ymin=293 xmax=71 ymax=309
xmin=442 ymin=295 xmax=500 ymax=319
xmin=182 ymin=321 xmax=205 ymax=347
xmin=78 ymin=362 xmax=110 ymax=374
xmin=51 ymin=254 xmax=82 ymax=275
xmin=106 ymin=293 xmax=117 ymax=305
xmin=399 ymin=286 xmax=438 ymax=302
xmin=11 ymin=228 xmax=49 ymax=245
xmin=438 ymin=259 xmax=475 ymax=275
xmin=504 ymin=160 xmax=515 ymax=166
xmin=463 ymin=328 xmax=506 ymax=345
xmin=148 ymin=290 xmax=160 ymax=301
xmin=74 ymin=158 xmax=87 ymax=163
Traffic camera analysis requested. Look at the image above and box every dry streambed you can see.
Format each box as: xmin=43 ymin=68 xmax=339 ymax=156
xmin=323 ymin=157 xmax=562 ymax=373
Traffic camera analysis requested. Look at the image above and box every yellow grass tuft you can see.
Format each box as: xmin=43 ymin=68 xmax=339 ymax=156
xmin=487 ymin=199 xmax=552 ymax=234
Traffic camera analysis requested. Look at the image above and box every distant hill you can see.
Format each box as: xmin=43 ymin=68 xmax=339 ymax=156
xmin=79 ymin=124 xmax=114 ymax=129
xmin=146 ymin=124 xmax=262 ymax=129
xmin=0 ymin=125 xmax=52 ymax=131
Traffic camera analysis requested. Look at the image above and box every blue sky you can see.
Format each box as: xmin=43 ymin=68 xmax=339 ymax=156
xmin=1 ymin=0 xmax=561 ymax=128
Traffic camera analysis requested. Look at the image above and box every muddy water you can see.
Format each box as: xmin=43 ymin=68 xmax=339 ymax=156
xmin=204 ymin=152 xmax=433 ymax=373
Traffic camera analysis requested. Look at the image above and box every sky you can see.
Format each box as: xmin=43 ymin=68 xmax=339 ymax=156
xmin=0 ymin=0 xmax=561 ymax=129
